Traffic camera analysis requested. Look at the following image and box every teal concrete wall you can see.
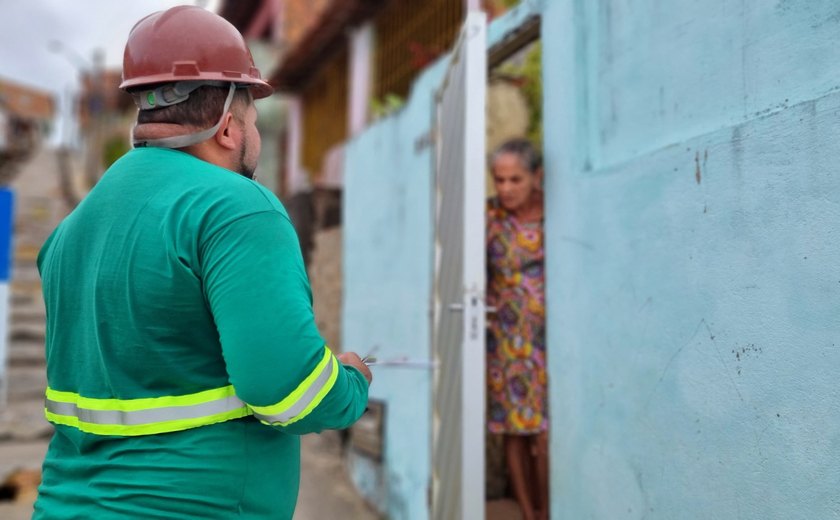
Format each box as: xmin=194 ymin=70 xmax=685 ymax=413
xmin=345 ymin=1 xmax=840 ymax=518
xmin=543 ymin=1 xmax=840 ymax=518
xmin=343 ymin=59 xmax=449 ymax=520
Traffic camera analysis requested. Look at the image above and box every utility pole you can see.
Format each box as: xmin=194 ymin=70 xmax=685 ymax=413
xmin=48 ymin=41 xmax=105 ymax=190
xmin=84 ymin=49 xmax=106 ymax=189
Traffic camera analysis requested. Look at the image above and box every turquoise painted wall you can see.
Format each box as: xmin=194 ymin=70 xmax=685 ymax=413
xmin=343 ymin=59 xmax=449 ymax=520
xmin=345 ymin=1 xmax=840 ymax=518
xmin=543 ymin=1 xmax=840 ymax=518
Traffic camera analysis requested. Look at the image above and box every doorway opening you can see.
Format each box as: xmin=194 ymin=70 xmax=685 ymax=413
xmin=484 ymin=21 xmax=546 ymax=520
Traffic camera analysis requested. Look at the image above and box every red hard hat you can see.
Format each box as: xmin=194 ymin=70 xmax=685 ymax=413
xmin=120 ymin=6 xmax=273 ymax=99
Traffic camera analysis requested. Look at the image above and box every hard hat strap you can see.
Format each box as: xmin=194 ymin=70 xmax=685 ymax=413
xmin=132 ymin=83 xmax=236 ymax=150
xmin=133 ymin=81 xmax=205 ymax=110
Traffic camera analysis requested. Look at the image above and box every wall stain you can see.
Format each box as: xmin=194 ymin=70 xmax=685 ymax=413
xmin=731 ymin=126 xmax=745 ymax=180
xmin=732 ymin=343 xmax=762 ymax=376
xmin=704 ymin=320 xmax=745 ymax=401
xmin=694 ymin=149 xmax=709 ymax=185
xmin=694 ymin=151 xmax=702 ymax=184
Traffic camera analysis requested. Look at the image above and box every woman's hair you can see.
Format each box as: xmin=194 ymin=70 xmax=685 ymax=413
xmin=491 ymin=138 xmax=542 ymax=174
xmin=135 ymin=85 xmax=251 ymax=128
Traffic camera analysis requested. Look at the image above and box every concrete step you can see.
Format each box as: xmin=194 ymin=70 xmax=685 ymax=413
xmin=9 ymin=311 xmax=45 ymax=323
xmin=0 ymin=398 xmax=51 ymax=443
xmin=9 ymin=295 xmax=43 ymax=306
xmin=9 ymin=322 xmax=44 ymax=341
xmin=6 ymin=341 xmax=44 ymax=367
xmin=4 ymin=366 xmax=45 ymax=400
xmin=0 ymin=439 xmax=49 ymax=476
xmin=13 ymin=245 xmax=40 ymax=263
xmin=12 ymin=264 xmax=41 ymax=280
xmin=10 ymin=298 xmax=44 ymax=313
xmin=10 ymin=283 xmax=41 ymax=299
xmin=9 ymin=291 xmax=36 ymax=306
xmin=11 ymin=277 xmax=41 ymax=286
xmin=9 ymin=316 xmax=45 ymax=331
xmin=10 ymin=277 xmax=40 ymax=289
xmin=9 ymin=311 xmax=45 ymax=326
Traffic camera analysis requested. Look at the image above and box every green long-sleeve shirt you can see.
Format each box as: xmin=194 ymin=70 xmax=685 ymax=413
xmin=33 ymin=147 xmax=368 ymax=519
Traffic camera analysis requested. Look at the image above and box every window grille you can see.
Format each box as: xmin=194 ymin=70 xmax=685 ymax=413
xmin=373 ymin=0 xmax=464 ymax=100
xmin=301 ymin=45 xmax=349 ymax=179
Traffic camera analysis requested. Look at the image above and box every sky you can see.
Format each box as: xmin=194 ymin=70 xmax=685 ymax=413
xmin=0 ymin=0 xmax=221 ymax=143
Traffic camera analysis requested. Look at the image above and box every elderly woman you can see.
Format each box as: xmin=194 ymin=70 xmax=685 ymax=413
xmin=486 ymin=138 xmax=548 ymax=520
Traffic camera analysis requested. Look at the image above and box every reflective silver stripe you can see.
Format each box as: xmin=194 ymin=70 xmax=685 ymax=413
xmin=251 ymin=357 xmax=335 ymax=424
xmin=45 ymin=395 xmax=248 ymax=426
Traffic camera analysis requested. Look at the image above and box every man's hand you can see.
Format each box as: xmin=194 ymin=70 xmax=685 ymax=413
xmin=338 ymin=352 xmax=373 ymax=385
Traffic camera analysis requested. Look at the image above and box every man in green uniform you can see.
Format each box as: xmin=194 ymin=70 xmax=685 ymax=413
xmin=32 ymin=6 xmax=371 ymax=519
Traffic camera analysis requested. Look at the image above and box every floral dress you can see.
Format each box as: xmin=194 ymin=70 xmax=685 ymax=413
xmin=486 ymin=198 xmax=547 ymax=435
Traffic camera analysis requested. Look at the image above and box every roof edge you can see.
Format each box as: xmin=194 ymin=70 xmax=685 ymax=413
xmin=269 ymin=0 xmax=387 ymax=92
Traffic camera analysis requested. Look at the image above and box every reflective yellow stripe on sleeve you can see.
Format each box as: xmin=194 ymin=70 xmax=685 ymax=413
xmin=44 ymin=385 xmax=252 ymax=436
xmin=43 ymin=346 xmax=340 ymax=436
xmin=248 ymin=345 xmax=339 ymax=427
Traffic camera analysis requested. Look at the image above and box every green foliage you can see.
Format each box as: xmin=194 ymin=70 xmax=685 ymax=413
xmin=520 ymin=43 xmax=542 ymax=146
xmin=487 ymin=0 xmax=522 ymax=18
xmin=102 ymin=134 xmax=129 ymax=169
xmin=369 ymin=93 xmax=405 ymax=121
xmin=498 ymin=42 xmax=543 ymax=146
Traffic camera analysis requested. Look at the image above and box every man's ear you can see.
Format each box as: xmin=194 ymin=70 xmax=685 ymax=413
xmin=213 ymin=112 xmax=237 ymax=151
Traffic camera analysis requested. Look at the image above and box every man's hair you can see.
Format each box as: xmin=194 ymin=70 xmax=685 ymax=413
xmin=135 ymin=85 xmax=251 ymax=128
xmin=491 ymin=138 xmax=542 ymax=173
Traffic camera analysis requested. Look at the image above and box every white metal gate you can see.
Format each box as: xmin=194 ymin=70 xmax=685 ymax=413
xmin=431 ymin=11 xmax=487 ymax=520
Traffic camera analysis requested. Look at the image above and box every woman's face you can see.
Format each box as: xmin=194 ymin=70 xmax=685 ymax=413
xmin=491 ymin=152 xmax=541 ymax=212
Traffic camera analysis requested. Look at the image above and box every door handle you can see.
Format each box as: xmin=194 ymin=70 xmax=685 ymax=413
xmin=449 ymin=303 xmax=496 ymax=314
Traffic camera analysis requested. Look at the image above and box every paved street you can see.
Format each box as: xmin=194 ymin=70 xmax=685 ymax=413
xmin=0 ymin=148 xmax=379 ymax=519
